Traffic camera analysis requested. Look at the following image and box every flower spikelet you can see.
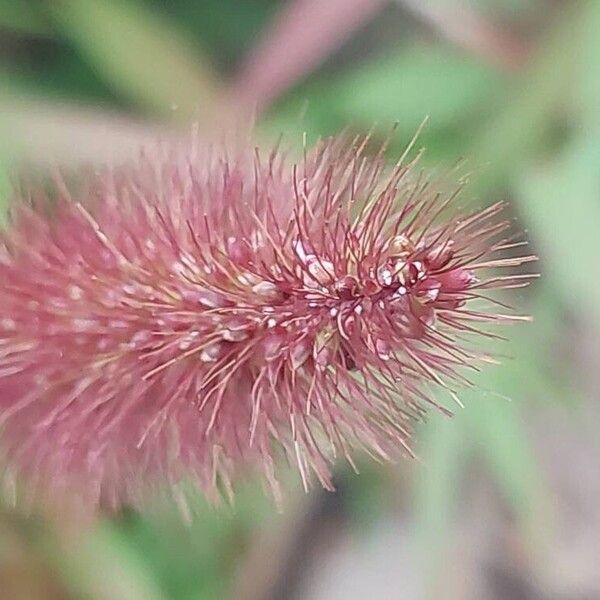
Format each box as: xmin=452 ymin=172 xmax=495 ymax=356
xmin=0 ymin=133 xmax=535 ymax=509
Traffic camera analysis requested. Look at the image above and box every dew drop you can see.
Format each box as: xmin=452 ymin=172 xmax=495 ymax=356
xmin=222 ymin=329 xmax=249 ymax=342
xmin=252 ymin=281 xmax=283 ymax=302
xmin=49 ymin=298 xmax=68 ymax=310
xmin=68 ymin=285 xmax=83 ymax=300
xmin=1 ymin=318 xmax=16 ymax=331
xmin=73 ymin=318 xmax=96 ymax=332
xmin=376 ymin=339 xmax=391 ymax=361
xmin=200 ymin=343 xmax=222 ymax=362
xmin=172 ymin=261 xmax=186 ymax=275
xmin=131 ymin=330 xmax=151 ymax=347
xmin=380 ymin=269 xmax=393 ymax=286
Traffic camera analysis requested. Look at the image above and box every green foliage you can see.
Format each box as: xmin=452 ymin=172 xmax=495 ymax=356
xmin=0 ymin=0 xmax=597 ymax=596
xmin=109 ymin=487 xmax=273 ymax=599
xmin=145 ymin=0 xmax=278 ymax=72
xmin=331 ymin=45 xmax=505 ymax=130
xmin=518 ymin=134 xmax=600 ymax=327
xmin=52 ymin=523 xmax=166 ymax=600
xmin=469 ymin=4 xmax=587 ymax=195
xmin=263 ymin=43 xmax=506 ymax=161
xmin=0 ymin=1 xmax=51 ymax=36
xmin=47 ymin=0 xmax=221 ymax=121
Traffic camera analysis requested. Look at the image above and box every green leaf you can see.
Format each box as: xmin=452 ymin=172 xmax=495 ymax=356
xmin=0 ymin=2 xmax=52 ymax=36
xmin=469 ymin=4 xmax=586 ymax=194
xmin=0 ymin=157 xmax=10 ymax=222
xmin=331 ymin=44 xmax=505 ymax=131
xmin=48 ymin=0 xmax=221 ymax=122
xmin=114 ymin=484 xmax=274 ymax=600
xmin=517 ymin=133 xmax=600 ymax=328
xmin=0 ymin=116 xmax=15 ymax=225
xmin=412 ymin=412 xmax=470 ymax=588
xmin=465 ymin=384 xmax=547 ymax=527
xmin=464 ymin=339 xmax=555 ymax=549
xmin=574 ymin=0 xmax=600 ymax=128
xmin=263 ymin=43 xmax=507 ymax=163
xmin=413 ymin=302 xmax=557 ymax=578
xmin=51 ymin=522 xmax=165 ymax=600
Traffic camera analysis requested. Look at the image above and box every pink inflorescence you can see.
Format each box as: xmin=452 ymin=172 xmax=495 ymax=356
xmin=0 ymin=134 xmax=535 ymax=510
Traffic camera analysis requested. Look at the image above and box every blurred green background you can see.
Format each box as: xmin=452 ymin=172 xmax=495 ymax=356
xmin=0 ymin=1 xmax=599 ymax=598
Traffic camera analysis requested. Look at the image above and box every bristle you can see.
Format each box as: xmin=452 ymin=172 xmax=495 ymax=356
xmin=0 ymin=132 xmax=534 ymax=512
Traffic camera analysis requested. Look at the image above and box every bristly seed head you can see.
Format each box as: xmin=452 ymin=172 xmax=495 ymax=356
xmin=0 ymin=132 xmax=536 ymax=511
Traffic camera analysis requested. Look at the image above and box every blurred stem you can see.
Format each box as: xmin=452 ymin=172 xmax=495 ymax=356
xmin=413 ymin=415 xmax=469 ymax=597
xmin=469 ymin=2 xmax=588 ymax=195
xmin=0 ymin=96 xmax=176 ymax=168
xmin=229 ymin=0 xmax=386 ymax=114
xmin=395 ymin=0 xmax=531 ymax=70
xmin=46 ymin=0 xmax=223 ymax=124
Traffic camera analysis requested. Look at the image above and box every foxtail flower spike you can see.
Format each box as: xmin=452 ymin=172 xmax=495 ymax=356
xmin=0 ymin=132 xmax=535 ymax=510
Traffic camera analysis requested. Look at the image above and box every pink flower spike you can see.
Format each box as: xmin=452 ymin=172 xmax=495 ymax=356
xmin=0 ymin=132 xmax=536 ymax=512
